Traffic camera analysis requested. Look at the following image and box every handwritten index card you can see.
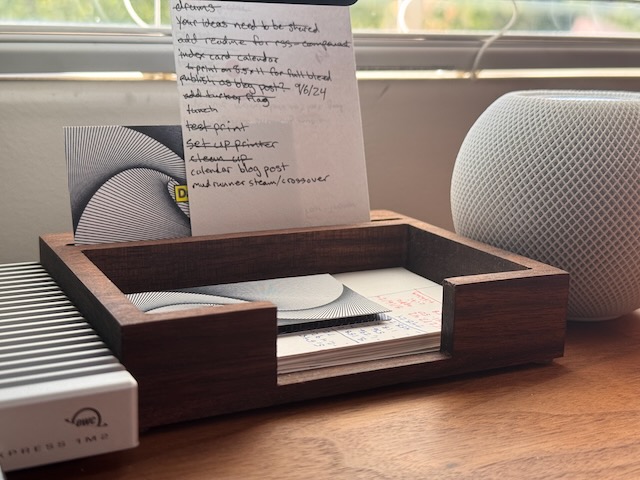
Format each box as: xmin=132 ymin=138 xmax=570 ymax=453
xmin=170 ymin=0 xmax=370 ymax=236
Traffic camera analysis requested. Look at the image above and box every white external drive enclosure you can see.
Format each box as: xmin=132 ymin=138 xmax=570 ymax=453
xmin=0 ymin=262 xmax=138 ymax=473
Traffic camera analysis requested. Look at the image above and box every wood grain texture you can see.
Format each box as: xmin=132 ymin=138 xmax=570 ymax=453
xmin=38 ymin=211 xmax=568 ymax=428
xmin=11 ymin=313 xmax=640 ymax=479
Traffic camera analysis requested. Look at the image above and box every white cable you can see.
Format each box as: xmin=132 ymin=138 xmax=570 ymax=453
xmin=154 ymin=0 xmax=162 ymax=27
xmin=469 ymin=0 xmax=519 ymax=79
xmin=123 ymin=0 xmax=149 ymax=28
xmin=397 ymin=0 xmax=415 ymax=33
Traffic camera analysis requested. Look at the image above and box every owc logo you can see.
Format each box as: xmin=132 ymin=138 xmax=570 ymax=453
xmin=65 ymin=407 xmax=108 ymax=428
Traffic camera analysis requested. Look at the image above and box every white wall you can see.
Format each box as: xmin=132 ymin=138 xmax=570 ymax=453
xmin=1 ymin=76 xmax=638 ymax=263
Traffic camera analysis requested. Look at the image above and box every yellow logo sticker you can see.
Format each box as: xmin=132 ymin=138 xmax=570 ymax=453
xmin=175 ymin=185 xmax=189 ymax=203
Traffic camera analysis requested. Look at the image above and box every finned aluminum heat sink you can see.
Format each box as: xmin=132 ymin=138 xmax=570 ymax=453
xmin=0 ymin=262 xmax=138 ymax=473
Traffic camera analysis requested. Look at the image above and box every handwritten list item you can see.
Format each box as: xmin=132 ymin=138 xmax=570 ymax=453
xmin=170 ymin=0 xmax=370 ymax=236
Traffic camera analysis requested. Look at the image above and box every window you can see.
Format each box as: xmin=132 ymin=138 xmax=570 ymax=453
xmin=2 ymin=0 xmax=640 ymax=37
xmin=1 ymin=0 xmax=639 ymax=75
xmin=352 ymin=0 xmax=640 ymax=37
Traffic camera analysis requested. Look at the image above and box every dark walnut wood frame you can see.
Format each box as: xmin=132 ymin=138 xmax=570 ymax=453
xmin=39 ymin=211 xmax=569 ymax=430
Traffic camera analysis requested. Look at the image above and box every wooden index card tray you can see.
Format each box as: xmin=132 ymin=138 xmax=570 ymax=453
xmin=39 ymin=211 xmax=569 ymax=429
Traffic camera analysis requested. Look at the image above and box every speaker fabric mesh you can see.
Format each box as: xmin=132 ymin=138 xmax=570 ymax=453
xmin=451 ymin=90 xmax=640 ymax=320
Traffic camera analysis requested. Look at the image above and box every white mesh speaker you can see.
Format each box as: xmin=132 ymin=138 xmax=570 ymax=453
xmin=451 ymin=90 xmax=640 ymax=321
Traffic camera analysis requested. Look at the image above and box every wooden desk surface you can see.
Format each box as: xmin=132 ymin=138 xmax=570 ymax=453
xmin=10 ymin=312 xmax=640 ymax=479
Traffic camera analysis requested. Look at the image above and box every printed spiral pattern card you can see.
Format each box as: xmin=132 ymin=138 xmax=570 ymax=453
xmin=127 ymin=273 xmax=390 ymax=333
xmin=65 ymin=125 xmax=191 ymax=244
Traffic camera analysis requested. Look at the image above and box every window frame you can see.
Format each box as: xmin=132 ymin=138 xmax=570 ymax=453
xmin=1 ymin=26 xmax=640 ymax=76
